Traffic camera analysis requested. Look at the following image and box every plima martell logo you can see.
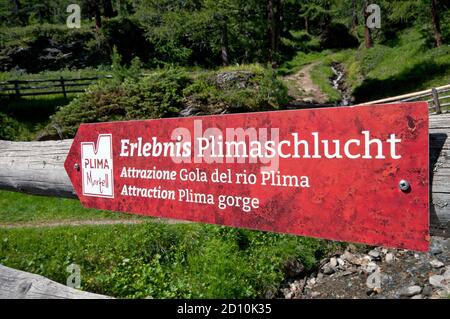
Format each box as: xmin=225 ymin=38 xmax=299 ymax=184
xmin=81 ymin=134 xmax=114 ymax=198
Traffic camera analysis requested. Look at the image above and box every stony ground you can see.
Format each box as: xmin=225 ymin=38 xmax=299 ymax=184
xmin=281 ymin=236 xmax=450 ymax=299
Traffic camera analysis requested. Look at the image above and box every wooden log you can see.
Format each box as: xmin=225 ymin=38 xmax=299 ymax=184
xmin=0 ymin=264 xmax=111 ymax=299
xmin=0 ymin=139 xmax=76 ymax=198
xmin=0 ymin=113 xmax=449 ymax=236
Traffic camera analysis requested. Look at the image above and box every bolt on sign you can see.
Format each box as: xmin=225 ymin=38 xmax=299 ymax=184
xmin=65 ymin=102 xmax=429 ymax=251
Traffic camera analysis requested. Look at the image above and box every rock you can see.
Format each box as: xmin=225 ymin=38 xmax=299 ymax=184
xmin=329 ymin=257 xmax=338 ymax=268
xmin=430 ymin=238 xmax=445 ymax=255
xmin=366 ymin=270 xmax=381 ymax=289
xmin=362 ymin=261 xmax=379 ymax=274
xmin=436 ymin=289 xmax=450 ymax=298
xmin=429 ymin=275 xmax=446 ymax=288
xmin=400 ymin=285 xmax=422 ymax=297
xmin=310 ymin=291 xmax=321 ymax=298
xmin=443 ymin=267 xmax=450 ymax=280
xmin=284 ymin=258 xmax=305 ymax=278
xmin=179 ymin=106 xmax=201 ymax=117
xmin=422 ymin=285 xmax=433 ymax=296
xmin=340 ymin=251 xmax=364 ymax=265
xmin=337 ymin=258 xmax=345 ymax=266
xmin=322 ymin=263 xmax=335 ymax=275
xmin=361 ymin=256 xmax=372 ymax=266
xmin=430 ymin=259 xmax=445 ymax=268
xmin=411 ymin=294 xmax=423 ymax=299
xmin=385 ymin=253 xmax=395 ymax=263
xmin=368 ymin=249 xmax=381 ymax=260
xmin=215 ymin=71 xmax=254 ymax=89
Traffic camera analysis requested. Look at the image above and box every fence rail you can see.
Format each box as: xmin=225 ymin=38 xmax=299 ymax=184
xmin=0 ymin=75 xmax=113 ymax=99
xmin=360 ymin=84 xmax=450 ymax=114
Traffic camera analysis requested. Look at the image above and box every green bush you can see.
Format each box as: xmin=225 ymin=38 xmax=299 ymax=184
xmin=0 ymin=112 xmax=29 ymax=140
xmin=43 ymin=66 xmax=289 ymax=139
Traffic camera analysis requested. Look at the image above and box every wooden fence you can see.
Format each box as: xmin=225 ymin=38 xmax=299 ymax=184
xmin=0 ymin=75 xmax=113 ymax=99
xmin=360 ymin=84 xmax=450 ymax=114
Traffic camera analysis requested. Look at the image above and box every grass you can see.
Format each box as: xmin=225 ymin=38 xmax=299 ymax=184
xmin=0 ymin=190 xmax=139 ymax=223
xmin=278 ymin=27 xmax=450 ymax=105
xmin=341 ymin=28 xmax=450 ymax=103
xmin=0 ymin=189 xmax=338 ymax=298
xmin=0 ymin=220 xmax=334 ymax=298
xmin=310 ymin=63 xmax=341 ymax=104
xmin=278 ymin=50 xmax=332 ymax=76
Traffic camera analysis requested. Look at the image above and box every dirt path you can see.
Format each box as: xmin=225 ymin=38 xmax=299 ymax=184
xmin=283 ymin=62 xmax=328 ymax=104
xmin=0 ymin=217 xmax=188 ymax=229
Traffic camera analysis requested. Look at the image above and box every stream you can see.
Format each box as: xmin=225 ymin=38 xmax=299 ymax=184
xmin=330 ymin=62 xmax=352 ymax=106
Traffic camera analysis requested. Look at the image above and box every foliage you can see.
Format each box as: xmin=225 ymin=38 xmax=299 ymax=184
xmin=346 ymin=28 xmax=450 ymax=102
xmin=43 ymin=65 xmax=289 ymax=139
xmin=310 ymin=63 xmax=341 ymax=104
xmin=0 ymin=111 xmax=29 ymax=140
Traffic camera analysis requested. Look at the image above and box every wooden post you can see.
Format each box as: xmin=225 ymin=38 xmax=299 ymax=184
xmin=12 ymin=81 xmax=20 ymax=98
xmin=60 ymin=76 xmax=67 ymax=99
xmin=432 ymin=88 xmax=441 ymax=114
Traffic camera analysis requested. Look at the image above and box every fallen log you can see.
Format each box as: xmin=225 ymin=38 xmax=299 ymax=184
xmin=0 ymin=113 xmax=449 ymax=236
xmin=0 ymin=264 xmax=111 ymax=299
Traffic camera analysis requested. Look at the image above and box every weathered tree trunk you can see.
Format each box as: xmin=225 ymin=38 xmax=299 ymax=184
xmin=10 ymin=0 xmax=23 ymax=25
xmin=0 ymin=264 xmax=111 ymax=299
xmin=351 ymin=0 xmax=359 ymax=32
xmin=0 ymin=139 xmax=76 ymax=198
xmin=220 ymin=19 xmax=229 ymax=66
xmin=363 ymin=1 xmax=373 ymax=48
xmin=102 ymin=0 xmax=115 ymax=18
xmin=267 ymin=0 xmax=279 ymax=63
xmin=95 ymin=6 xmax=102 ymax=29
xmin=0 ymin=113 xmax=449 ymax=236
xmin=430 ymin=0 xmax=442 ymax=47
xmin=11 ymin=0 xmax=20 ymax=14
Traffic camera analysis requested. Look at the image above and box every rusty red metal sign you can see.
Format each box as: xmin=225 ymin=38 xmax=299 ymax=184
xmin=64 ymin=102 xmax=429 ymax=251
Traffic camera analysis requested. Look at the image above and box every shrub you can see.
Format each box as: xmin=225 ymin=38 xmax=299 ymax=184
xmin=0 ymin=112 xmax=29 ymax=140
xmin=42 ymin=65 xmax=289 ymax=139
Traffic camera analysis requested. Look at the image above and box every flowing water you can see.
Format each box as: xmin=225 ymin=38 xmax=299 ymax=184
xmin=331 ymin=62 xmax=352 ymax=106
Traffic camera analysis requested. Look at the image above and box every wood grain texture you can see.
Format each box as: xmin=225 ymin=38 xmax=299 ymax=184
xmin=0 ymin=264 xmax=111 ymax=299
xmin=430 ymin=113 xmax=450 ymax=236
xmin=0 ymin=113 xmax=449 ymax=235
xmin=0 ymin=139 xmax=75 ymax=198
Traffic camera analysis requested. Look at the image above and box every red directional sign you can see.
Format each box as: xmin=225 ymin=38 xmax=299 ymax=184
xmin=64 ymin=102 xmax=429 ymax=251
